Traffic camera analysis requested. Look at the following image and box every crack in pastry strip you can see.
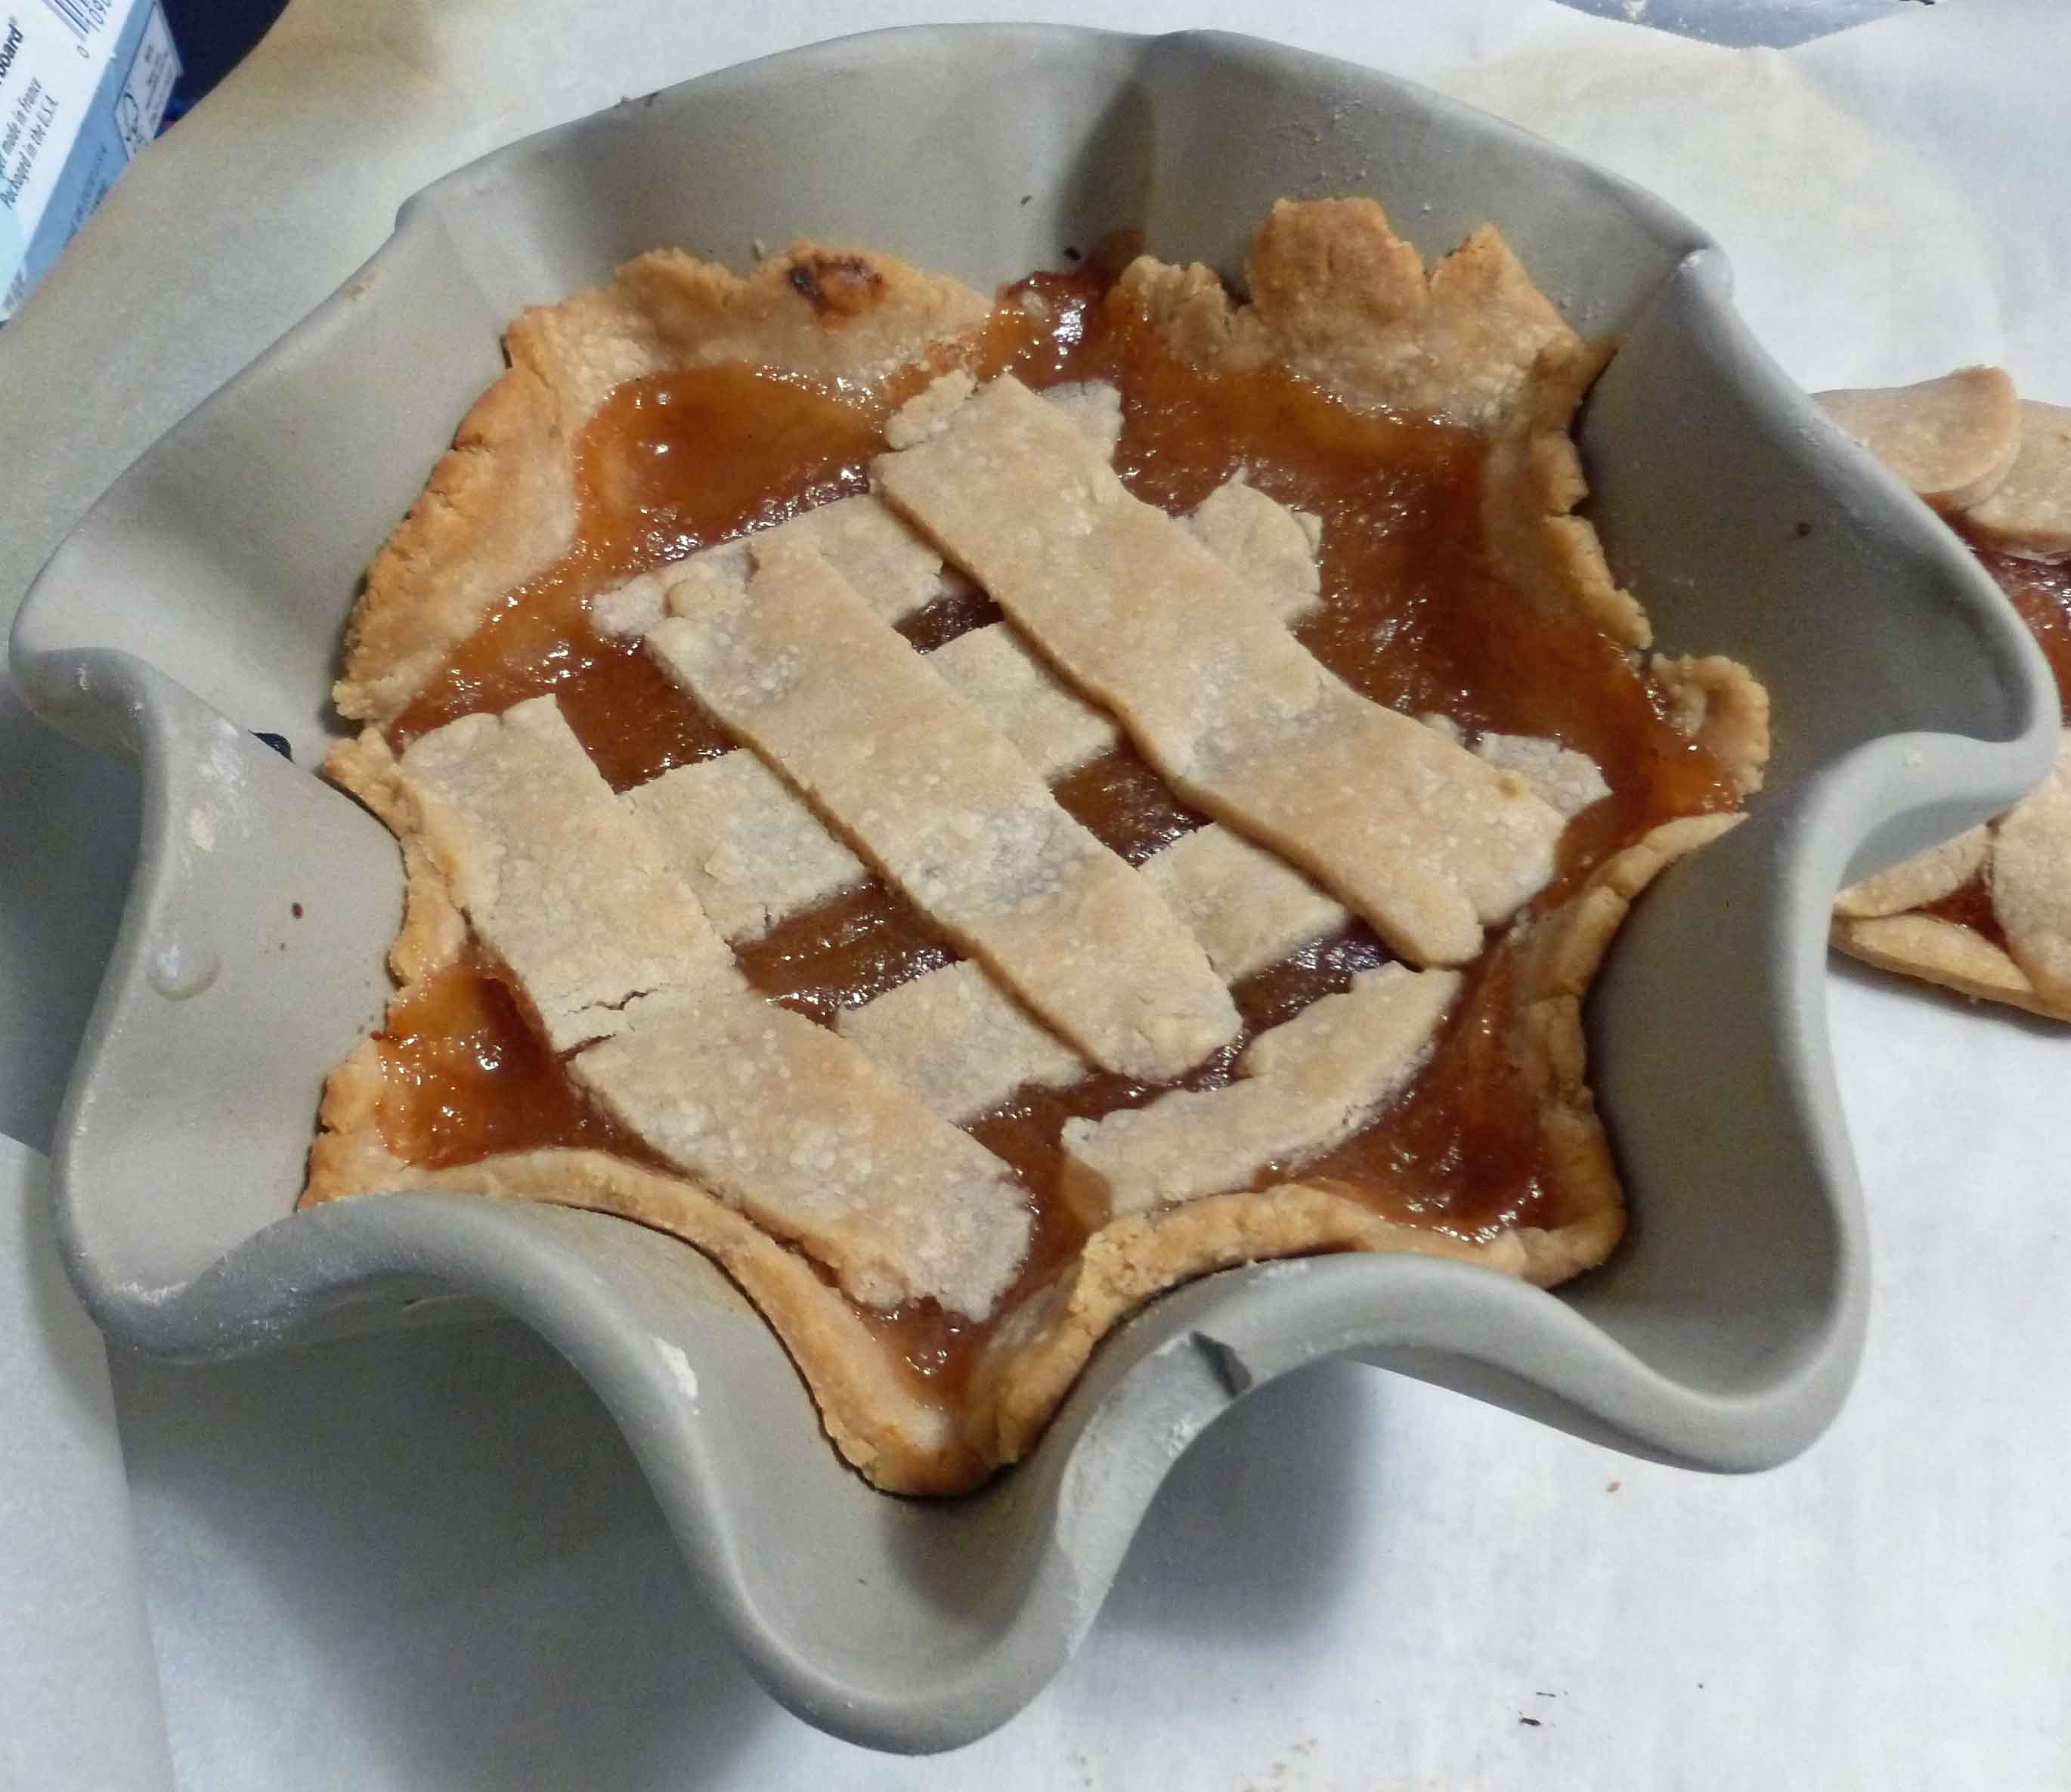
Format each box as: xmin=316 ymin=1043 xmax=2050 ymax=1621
xmin=571 ymin=992 xmax=1031 ymax=1318
xmin=874 ymin=373 xmax=1567 ymax=965
xmin=644 ymin=538 xmax=1240 ymax=1081
xmin=1060 ymin=964 xmax=1463 ymax=1220
xmin=395 ymin=695 xmax=742 ymax=1051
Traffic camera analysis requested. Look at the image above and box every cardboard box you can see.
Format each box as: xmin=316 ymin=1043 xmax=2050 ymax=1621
xmin=1 ymin=1 xmax=178 ymax=320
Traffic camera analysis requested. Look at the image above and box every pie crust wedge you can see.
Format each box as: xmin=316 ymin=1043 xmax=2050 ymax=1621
xmin=1820 ymin=367 xmax=2071 ymax=1023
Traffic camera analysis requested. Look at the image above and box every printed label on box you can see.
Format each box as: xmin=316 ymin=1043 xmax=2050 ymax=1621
xmin=1 ymin=1 xmax=178 ymax=320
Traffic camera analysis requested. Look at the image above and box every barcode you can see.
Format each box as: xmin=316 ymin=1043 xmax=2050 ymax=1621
xmin=40 ymin=0 xmax=110 ymax=40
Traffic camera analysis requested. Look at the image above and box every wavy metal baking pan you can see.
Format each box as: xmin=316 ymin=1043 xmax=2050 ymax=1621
xmin=10 ymin=25 xmax=2056 ymax=1753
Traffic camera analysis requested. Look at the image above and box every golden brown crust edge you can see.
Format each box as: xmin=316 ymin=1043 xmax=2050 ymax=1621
xmin=1649 ymin=653 xmax=1772 ymax=797
xmin=1813 ymin=369 xmax=2069 ymax=1017
xmin=333 ymin=244 xmax=992 ymax=729
xmin=1480 ymin=338 xmax=1654 ymax=653
xmin=337 ymin=358 xmax=577 ymax=729
xmin=1117 ymin=197 xmax=1582 ymax=433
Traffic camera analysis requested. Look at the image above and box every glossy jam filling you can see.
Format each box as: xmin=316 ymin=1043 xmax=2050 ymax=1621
xmin=1977 ymin=551 xmax=2071 ymax=723
xmin=366 ymin=269 xmax=1742 ymax=1398
xmin=373 ymin=952 xmax=655 ymax=1169
xmin=1916 ymin=875 xmax=2006 ymax=947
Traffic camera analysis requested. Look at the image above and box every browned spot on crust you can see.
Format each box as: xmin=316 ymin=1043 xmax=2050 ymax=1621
xmin=789 ymin=253 xmax=887 ymax=320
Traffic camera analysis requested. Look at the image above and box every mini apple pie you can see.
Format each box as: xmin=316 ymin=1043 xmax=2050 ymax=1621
xmin=303 ymin=200 xmax=1767 ymax=1492
xmin=1819 ymin=369 xmax=2071 ymax=1022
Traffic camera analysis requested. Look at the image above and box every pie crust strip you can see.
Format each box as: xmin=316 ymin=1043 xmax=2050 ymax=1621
xmin=927 ymin=623 xmax=1122 ymax=778
xmin=335 ymin=242 xmax=995 ymax=727
xmin=618 ymin=623 xmax=1127 ymax=957
xmin=833 ymin=960 xmax=1088 ymax=1126
xmin=394 ymin=695 xmax=741 ymax=1051
xmin=1138 ymin=822 xmax=1350 ymax=984
xmin=611 ymin=493 xmax=959 ymax=634
xmin=627 ymin=752 xmax=868 ymax=946
xmin=571 ymin=992 xmax=1031 ymax=1319
xmin=874 ymin=373 xmax=1566 ymax=966
xmin=1472 ymin=732 xmax=1611 ymax=818
xmin=1833 ymin=825 xmax=1989 ymax=920
xmin=644 ymin=538 xmax=1240 ymax=1081
xmin=1831 ymin=912 xmax=2062 ymax=1017
xmin=1060 ymin=963 xmax=1462 ymax=1220
xmin=1964 ymin=401 xmax=2071 ymax=562
xmin=1181 ymin=474 xmax=1325 ymax=625
xmin=1816 ymin=368 xmax=2021 ymax=515
xmin=834 ymin=823 xmax=1359 ymax=1122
